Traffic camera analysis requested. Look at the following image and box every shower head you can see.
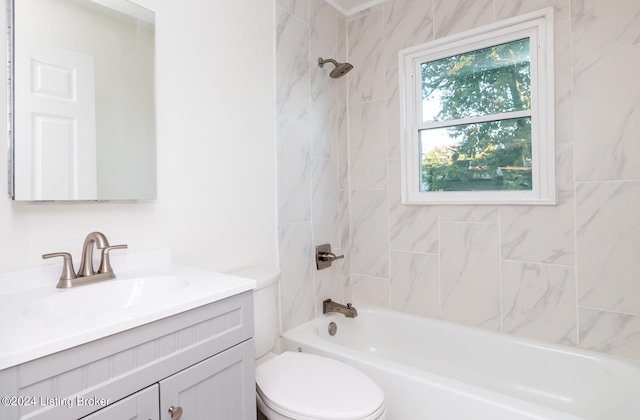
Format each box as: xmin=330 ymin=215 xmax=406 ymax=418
xmin=318 ymin=57 xmax=353 ymax=79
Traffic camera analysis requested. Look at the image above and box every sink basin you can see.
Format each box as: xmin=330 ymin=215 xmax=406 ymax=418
xmin=23 ymin=276 xmax=190 ymax=318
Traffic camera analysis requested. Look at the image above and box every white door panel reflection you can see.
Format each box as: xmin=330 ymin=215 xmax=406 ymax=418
xmin=15 ymin=42 xmax=97 ymax=200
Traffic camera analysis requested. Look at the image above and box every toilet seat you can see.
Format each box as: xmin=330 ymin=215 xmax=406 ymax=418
xmin=256 ymin=352 xmax=385 ymax=420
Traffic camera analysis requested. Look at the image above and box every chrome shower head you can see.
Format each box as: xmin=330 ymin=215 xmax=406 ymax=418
xmin=318 ymin=57 xmax=353 ymax=79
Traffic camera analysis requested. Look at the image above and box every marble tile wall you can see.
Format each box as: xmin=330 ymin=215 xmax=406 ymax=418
xmin=276 ymin=0 xmax=640 ymax=361
xmin=275 ymin=0 xmax=348 ymax=333
xmin=343 ymin=0 xmax=640 ymax=361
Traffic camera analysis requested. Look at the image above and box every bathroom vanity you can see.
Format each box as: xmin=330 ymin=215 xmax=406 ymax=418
xmin=0 ymin=249 xmax=257 ymax=420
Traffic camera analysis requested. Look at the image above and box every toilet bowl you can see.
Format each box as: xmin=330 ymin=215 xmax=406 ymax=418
xmin=229 ymin=267 xmax=386 ymax=420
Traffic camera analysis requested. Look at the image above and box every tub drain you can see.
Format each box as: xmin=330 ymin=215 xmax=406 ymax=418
xmin=328 ymin=321 xmax=337 ymax=336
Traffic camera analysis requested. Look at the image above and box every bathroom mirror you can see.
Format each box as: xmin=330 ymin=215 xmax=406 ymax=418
xmin=7 ymin=0 xmax=156 ymax=201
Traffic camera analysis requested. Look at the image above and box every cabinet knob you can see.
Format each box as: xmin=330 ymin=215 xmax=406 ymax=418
xmin=168 ymin=405 xmax=183 ymax=420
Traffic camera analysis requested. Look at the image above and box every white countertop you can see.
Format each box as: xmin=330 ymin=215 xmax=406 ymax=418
xmin=0 ymin=249 xmax=256 ymax=370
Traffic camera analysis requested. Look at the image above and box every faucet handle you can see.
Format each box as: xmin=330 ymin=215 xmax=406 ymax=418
xmin=98 ymin=244 xmax=128 ymax=274
xmin=42 ymin=252 xmax=77 ymax=286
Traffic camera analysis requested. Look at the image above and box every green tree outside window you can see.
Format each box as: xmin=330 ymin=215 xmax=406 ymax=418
xmin=419 ymin=38 xmax=532 ymax=192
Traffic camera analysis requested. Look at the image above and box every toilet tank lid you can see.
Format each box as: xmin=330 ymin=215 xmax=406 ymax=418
xmin=228 ymin=267 xmax=280 ymax=289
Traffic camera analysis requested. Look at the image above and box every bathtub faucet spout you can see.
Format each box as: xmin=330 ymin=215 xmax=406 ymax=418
xmin=323 ymin=299 xmax=358 ymax=318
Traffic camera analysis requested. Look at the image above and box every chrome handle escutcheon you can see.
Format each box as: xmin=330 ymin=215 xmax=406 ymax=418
xmin=168 ymin=405 xmax=183 ymax=420
xmin=316 ymin=244 xmax=344 ymax=270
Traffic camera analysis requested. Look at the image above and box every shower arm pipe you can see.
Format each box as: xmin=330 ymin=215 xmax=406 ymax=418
xmin=318 ymin=57 xmax=339 ymax=67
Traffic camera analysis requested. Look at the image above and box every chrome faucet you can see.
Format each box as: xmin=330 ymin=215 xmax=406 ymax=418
xmin=43 ymin=231 xmax=127 ymax=288
xmin=78 ymin=232 xmax=110 ymax=277
xmin=323 ymin=298 xmax=358 ymax=318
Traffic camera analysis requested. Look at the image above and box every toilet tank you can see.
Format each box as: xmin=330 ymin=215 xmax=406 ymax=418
xmin=230 ymin=267 xmax=279 ymax=359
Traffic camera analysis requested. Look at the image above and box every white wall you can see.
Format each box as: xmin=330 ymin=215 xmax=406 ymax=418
xmin=0 ymin=0 xmax=278 ymax=274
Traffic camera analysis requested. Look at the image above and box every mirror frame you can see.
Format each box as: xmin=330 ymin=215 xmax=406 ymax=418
xmin=7 ymin=0 xmax=15 ymax=198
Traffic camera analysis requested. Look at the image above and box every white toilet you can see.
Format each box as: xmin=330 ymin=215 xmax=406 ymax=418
xmin=231 ymin=268 xmax=386 ymax=420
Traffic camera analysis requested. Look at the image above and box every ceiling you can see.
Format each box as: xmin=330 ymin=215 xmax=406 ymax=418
xmin=325 ymin=0 xmax=384 ymax=16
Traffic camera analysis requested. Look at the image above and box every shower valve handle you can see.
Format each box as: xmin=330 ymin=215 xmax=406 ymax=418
xmin=318 ymin=251 xmax=344 ymax=262
xmin=316 ymin=244 xmax=344 ymax=270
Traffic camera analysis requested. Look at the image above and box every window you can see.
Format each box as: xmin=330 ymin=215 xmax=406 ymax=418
xmin=399 ymin=8 xmax=555 ymax=205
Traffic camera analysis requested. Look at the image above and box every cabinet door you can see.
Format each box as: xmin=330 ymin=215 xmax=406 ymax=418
xmin=159 ymin=341 xmax=255 ymax=420
xmin=82 ymin=384 xmax=159 ymax=420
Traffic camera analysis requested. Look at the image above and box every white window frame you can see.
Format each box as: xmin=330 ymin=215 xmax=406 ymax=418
xmin=399 ymin=8 xmax=555 ymax=205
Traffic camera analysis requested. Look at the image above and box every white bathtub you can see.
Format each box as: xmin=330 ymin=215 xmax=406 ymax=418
xmin=281 ymin=306 xmax=640 ymax=420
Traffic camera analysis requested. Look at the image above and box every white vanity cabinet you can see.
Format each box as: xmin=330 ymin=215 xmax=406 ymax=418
xmin=159 ymin=342 xmax=252 ymax=419
xmin=82 ymin=385 xmax=159 ymax=420
xmin=0 ymin=291 xmax=256 ymax=420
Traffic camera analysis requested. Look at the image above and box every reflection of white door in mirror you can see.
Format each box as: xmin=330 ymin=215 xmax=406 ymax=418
xmin=15 ymin=42 xmax=97 ymax=200
xmin=9 ymin=0 xmax=157 ymax=201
